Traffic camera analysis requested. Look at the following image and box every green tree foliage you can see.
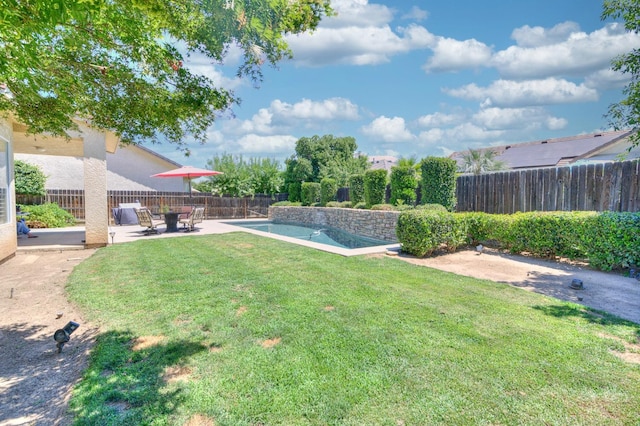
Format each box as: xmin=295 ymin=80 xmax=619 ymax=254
xmin=284 ymin=157 xmax=312 ymax=202
xmin=320 ymin=177 xmax=337 ymax=205
xmin=420 ymin=157 xmax=457 ymax=211
xmin=14 ymin=160 xmax=46 ymax=195
xmin=0 ymin=1 xmax=332 ymax=150
xmin=248 ymin=157 xmax=284 ymax=195
xmin=196 ymin=154 xmax=282 ymax=197
xmin=283 ymin=135 xmax=367 ymax=196
xmin=301 ymin=182 xmax=320 ymax=206
xmin=363 ymin=169 xmax=387 ymax=207
xmin=459 ymin=148 xmax=507 ymax=174
xmin=348 ymin=174 xmax=365 ymax=205
xmin=602 ymin=0 xmax=640 ymax=148
xmin=390 ymin=159 xmax=419 ymax=205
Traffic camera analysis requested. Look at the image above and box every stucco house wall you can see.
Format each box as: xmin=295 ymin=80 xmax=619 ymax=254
xmin=0 ymin=118 xmax=16 ymax=263
xmin=15 ymin=144 xmax=185 ymax=192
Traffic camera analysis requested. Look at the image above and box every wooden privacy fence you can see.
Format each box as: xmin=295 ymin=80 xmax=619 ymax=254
xmin=17 ymin=190 xmax=287 ymax=221
xmin=456 ymin=160 xmax=640 ymax=214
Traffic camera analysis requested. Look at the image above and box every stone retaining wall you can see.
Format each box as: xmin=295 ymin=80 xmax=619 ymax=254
xmin=269 ymin=206 xmax=400 ymax=242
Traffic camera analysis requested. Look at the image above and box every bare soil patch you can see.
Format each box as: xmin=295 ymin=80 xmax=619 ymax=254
xmin=163 ymin=365 xmax=193 ymax=384
xmin=0 ymin=249 xmax=97 ymax=426
xmin=261 ymin=337 xmax=282 ymax=348
xmin=132 ymin=335 xmax=166 ymax=351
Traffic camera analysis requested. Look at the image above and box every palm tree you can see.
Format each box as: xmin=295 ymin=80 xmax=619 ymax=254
xmin=461 ymin=148 xmax=507 ymax=174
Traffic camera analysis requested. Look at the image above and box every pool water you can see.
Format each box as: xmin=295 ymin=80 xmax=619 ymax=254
xmin=224 ymin=220 xmax=394 ymax=249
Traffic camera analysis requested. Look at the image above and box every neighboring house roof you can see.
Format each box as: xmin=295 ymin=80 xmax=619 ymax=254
xmin=450 ymin=130 xmax=637 ymax=170
xmin=369 ymin=155 xmax=398 ymax=171
xmin=15 ymin=143 xmax=186 ymax=191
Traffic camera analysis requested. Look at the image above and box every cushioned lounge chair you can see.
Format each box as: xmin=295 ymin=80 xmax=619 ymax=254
xmin=179 ymin=207 xmax=204 ymax=232
xmin=134 ymin=207 xmax=164 ymax=235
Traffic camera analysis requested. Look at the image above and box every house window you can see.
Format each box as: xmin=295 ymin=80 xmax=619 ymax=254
xmin=0 ymin=137 xmax=8 ymax=224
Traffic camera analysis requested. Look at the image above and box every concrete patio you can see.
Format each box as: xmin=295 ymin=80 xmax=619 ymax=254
xmin=17 ymin=219 xmax=401 ymax=257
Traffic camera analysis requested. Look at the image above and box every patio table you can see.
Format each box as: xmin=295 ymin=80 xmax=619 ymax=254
xmin=163 ymin=212 xmax=180 ymax=232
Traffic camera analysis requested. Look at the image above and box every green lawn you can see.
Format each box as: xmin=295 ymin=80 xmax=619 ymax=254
xmin=66 ymin=232 xmax=640 ymax=425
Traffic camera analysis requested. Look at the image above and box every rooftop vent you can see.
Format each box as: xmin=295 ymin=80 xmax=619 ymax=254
xmin=541 ymin=140 xmax=548 ymax=144
xmin=594 ymin=133 xmax=602 ymax=137
xmin=505 ymin=145 xmax=511 ymax=150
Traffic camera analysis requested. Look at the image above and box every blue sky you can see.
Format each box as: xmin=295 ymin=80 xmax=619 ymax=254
xmin=151 ymin=0 xmax=640 ymax=168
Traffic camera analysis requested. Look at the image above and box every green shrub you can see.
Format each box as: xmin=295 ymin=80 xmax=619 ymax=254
xmin=370 ymin=204 xmax=395 ymax=211
xmin=21 ymin=203 xmax=76 ymax=228
xmin=415 ymin=203 xmax=447 ymax=212
xmin=287 ymin=182 xmax=302 ymax=202
xmin=320 ymin=177 xmax=338 ymax=205
xmin=271 ymin=201 xmax=302 ymax=207
xmin=354 ymin=202 xmax=367 ymax=209
xmin=457 ymin=211 xmax=505 ymax=246
xmin=339 ymin=201 xmax=352 ymax=208
xmin=420 ymin=157 xmax=457 ymax=211
xmin=392 ymin=204 xmax=415 ymax=211
xmin=364 ymin=169 xmax=387 ymax=207
xmin=580 ymin=212 xmax=640 ymax=270
xmin=15 ymin=160 xmax=47 ymax=196
xmin=390 ymin=165 xmax=418 ymax=206
xmin=397 ymin=210 xmax=466 ymax=257
xmin=301 ymin=182 xmax=321 ymax=206
xmin=348 ymin=174 xmax=365 ymax=205
xmin=325 ymin=201 xmax=341 ymax=208
xmin=499 ymin=211 xmax=592 ymax=259
xmin=397 ymin=208 xmax=638 ymax=272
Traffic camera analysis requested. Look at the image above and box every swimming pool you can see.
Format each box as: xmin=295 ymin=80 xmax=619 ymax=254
xmin=223 ymin=220 xmax=395 ymax=249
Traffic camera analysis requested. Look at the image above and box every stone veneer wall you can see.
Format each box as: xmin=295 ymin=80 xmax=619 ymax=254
xmin=269 ymin=206 xmax=400 ymax=242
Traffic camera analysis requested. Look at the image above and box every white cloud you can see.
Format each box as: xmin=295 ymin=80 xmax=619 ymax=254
xmin=229 ymin=97 xmax=360 ymax=135
xmin=361 ymin=116 xmax=414 ymax=142
xmin=184 ymin=51 xmax=244 ymax=90
xmin=492 ymin=23 xmax=640 ymax=79
xmin=270 ymin=98 xmax=360 ymax=121
xmin=235 ymin=134 xmax=298 ymax=154
xmin=401 ymin=6 xmax=428 ymax=21
xmin=417 ymin=127 xmax=445 ymax=144
xmin=423 ymin=37 xmax=492 ymax=73
xmin=287 ymin=24 xmax=434 ymax=66
xmin=322 ymin=0 xmax=393 ymax=28
xmin=584 ymin=68 xmax=630 ymax=90
xmin=472 ymin=107 xmax=567 ymax=131
xmin=511 ymin=21 xmax=581 ymax=47
xmin=417 ymin=112 xmax=465 ymax=128
xmin=418 ymin=123 xmax=504 ymax=146
xmin=284 ymin=0 xmax=435 ymax=67
xmin=234 ymin=108 xmax=276 ymax=134
xmin=446 ymin=78 xmax=599 ymax=107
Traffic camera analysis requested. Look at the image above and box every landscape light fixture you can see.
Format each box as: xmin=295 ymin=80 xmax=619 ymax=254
xmin=53 ymin=321 xmax=80 ymax=353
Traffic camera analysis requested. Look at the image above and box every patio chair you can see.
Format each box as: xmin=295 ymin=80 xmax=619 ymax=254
xmin=179 ymin=207 xmax=205 ymax=232
xmin=134 ymin=207 xmax=164 ymax=235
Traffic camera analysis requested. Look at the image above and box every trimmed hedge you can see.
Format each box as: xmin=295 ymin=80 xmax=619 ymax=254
xmin=348 ymin=174 xmax=365 ymax=205
xmin=364 ymin=169 xmax=387 ymax=207
xmin=320 ymin=177 xmax=338 ymax=205
xmin=397 ymin=210 xmax=640 ymax=271
xmin=397 ymin=210 xmax=466 ymax=257
xmin=301 ymin=182 xmax=321 ymax=206
xmin=390 ymin=165 xmax=418 ymax=206
xmin=420 ymin=157 xmax=457 ymax=211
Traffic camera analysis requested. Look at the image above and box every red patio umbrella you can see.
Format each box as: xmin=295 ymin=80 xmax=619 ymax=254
xmin=151 ymin=165 xmax=222 ymax=204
